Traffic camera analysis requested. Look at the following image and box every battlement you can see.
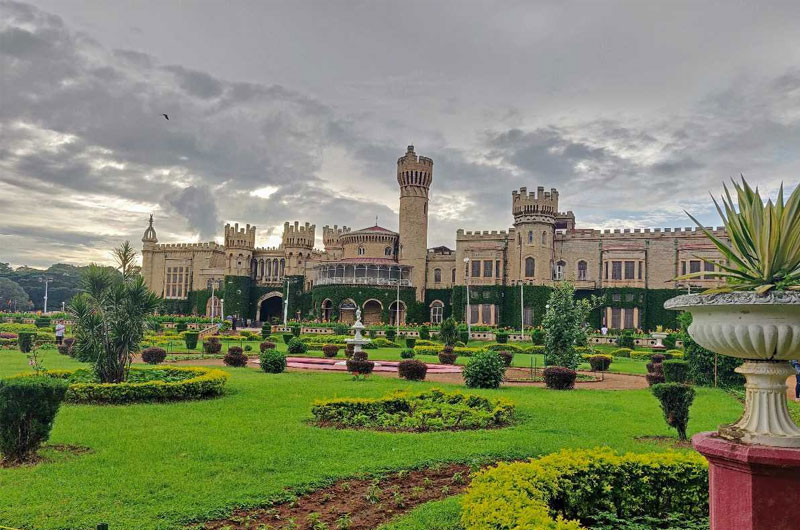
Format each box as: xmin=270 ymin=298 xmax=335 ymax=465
xmin=283 ymin=221 xmax=315 ymax=248
xmin=253 ymin=246 xmax=283 ymax=254
xmin=565 ymin=226 xmax=727 ymax=240
xmin=224 ymin=222 xmax=256 ymax=248
xmin=456 ymin=229 xmax=510 ymax=241
xmin=397 ymin=145 xmax=433 ymax=189
xmin=322 ymin=224 xmax=351 ymax=246
xmin=512 ymin=186 xmax=559 ymax=218
xmin=154 ymin=242 xmax=224 ymax=251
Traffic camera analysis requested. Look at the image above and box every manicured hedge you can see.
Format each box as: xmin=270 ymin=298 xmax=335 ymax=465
xmin=663 ymin=359 xmax=690 ymax=383
xmin=543 ymin=366 xmax=577 ymax=390
xmin=33 ymin=366 xmax=229 ymax=404
xmin=259 ymin=349 xmax=287 ymax=373
xmin=588 ymin=355 xmax=612 ymax=371
xmin=184 ymin=331 xmax=199 ymax=349
xmin=611 ymin=348 xmax=632 ymax=358
xmin=18 ymin=331 xmax=35 ymax=353
xmin=398 ymin=359 xmax=427 ymax=381
xmin=414 ymin=345 xmax=484 ymax=357
xmin=461 ymin=448 xmax=708 ymax=530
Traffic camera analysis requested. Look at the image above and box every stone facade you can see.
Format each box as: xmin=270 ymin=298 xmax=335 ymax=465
xmin=141 ymin=146 xmax=727 ymax=328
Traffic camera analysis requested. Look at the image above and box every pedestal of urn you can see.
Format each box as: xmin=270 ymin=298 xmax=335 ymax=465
xmin=651 ymin=331 xmax=667 ymax=350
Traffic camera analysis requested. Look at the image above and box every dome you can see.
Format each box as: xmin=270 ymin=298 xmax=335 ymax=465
xmin=142 ymin=214 xmax=158 ymax=243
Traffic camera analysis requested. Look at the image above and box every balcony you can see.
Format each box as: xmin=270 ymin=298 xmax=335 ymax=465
xmin=313 ymin=261 xmax=412 ymax=288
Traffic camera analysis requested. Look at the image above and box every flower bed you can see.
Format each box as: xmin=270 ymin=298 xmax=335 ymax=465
xmin=311 ymin=388 xmax=515 ymax=432
xmin=461 ymin=448 xmax=708 ymax=530
xmin=27 ymin=366 xmax=228 ymax=404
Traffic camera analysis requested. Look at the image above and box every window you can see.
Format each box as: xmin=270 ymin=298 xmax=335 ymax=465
xmin=681 ymin=261 xmax=687 ymax=276
xmin=624 ymin=308 xmax=635 ymax=329
xmin=451 ymin=268 xmax=456 ymax=283
xmin=577 ymin=260 xmax=588 ymax=280
xmin=384 ymin=246 xmax=392 ymax=256
xmin=541 ymin=231 xmax=547 ymax=245
xmin=527 ymin=231 xmax=533 ymax=244
xmin=358 ymin=246 xmax=365 ymax=256
xmin=434 ymin=268 xmax=442 ymax=283
xmin=430 ymin=301 xmax=444 ymax=324
xmin=554 ymin=260 xmax=565 ymax=280
xmin=481 ymin=304 xmax=493 ymax=325
xmin=625 ymin=294 xmax=635 ymax=302
xmin=704 ymin=260 xmax=715 ymax=279
xmin=523 ymin=307 xmax=534 ymax=327
xmin=472 ymin=259 xmax=481 ymax=278
xmin=496 ymin=260 xmax=501 ymax=278
xmin=612 ymin=261 xmax=622 ymax=280
xmin=470 ymin=304 xmax=479 ymax=324
xmin=483 ymin=260 xmax=492 ymax=277
xmin=165 ymin=266 xmax=190 ymax=299
xmin=611 ymin=307 xmax=622 ymax=329
xmin=638 ymin=261 xmax=643 ymax=280
xmin=525 ymin=257 xmax=535 ymax=278
xmin=605 ymin=261 xmax=609 ymax=279
xmin=690 ymin=260 xmax=701 ymax=274
xmin=624 ymin=261 xmax=636 ymax=279
xmin=612 ymin=293 xmax=621 ymax=302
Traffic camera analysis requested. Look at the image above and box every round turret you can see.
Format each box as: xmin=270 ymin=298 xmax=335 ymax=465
xmin=142 ymin=214 xmax=158 ymax=244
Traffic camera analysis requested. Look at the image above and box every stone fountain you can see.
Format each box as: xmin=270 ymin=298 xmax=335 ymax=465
xmin=345 ymin=308 xmax=371 ymax=357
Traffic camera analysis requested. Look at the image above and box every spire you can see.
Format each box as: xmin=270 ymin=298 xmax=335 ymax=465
xmin=142 ymin=214 xmax=158 ymax=243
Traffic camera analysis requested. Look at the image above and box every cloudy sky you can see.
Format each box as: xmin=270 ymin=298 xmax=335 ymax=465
xmin=2 ymin=0 xmax=800 ymax=267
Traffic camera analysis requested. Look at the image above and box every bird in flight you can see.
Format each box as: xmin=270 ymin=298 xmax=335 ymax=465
xmin=161 ymin=113 xmax=169 ymax=120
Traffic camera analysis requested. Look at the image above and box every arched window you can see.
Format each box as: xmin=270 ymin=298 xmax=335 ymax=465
xmin=541 ymin=231 xmax=547 ymax=245
xmin=434 ymin=268 xmax=442 ymax=283
xmin=578 ymin=260 xmax=588 ymax=280
xmin=384 ymin=246 xmax=392 ymax=256
xmin=358 ymin=246 xmax=365 ymax=256
xmin=554 ymin=260 xmax=566 ymax=280
xmin=451 ymin=268 xmax=456 ymax=283
xmin=430 ymin=300 xmax=444 ymax=324
xmin=527 ymin=230 xmax=533 ymax=244
xmin=525 ymin=257 xmax=535 ymax=278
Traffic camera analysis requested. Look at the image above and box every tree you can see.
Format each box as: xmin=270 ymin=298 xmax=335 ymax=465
xmin=439 ymin=317 xmax=459 ymax=346
xmin=542 ymin=282 xmax=599 ymax=370
xmin=69 ymin=245 xmax=160 ymax=383
xmin=111 ymin=240 xmax=140 ymax=279
xmin=0 ymin=278 xmax=32 ymax=311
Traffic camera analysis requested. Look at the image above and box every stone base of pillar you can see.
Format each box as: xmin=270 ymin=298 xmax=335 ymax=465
xmin=693 ymin=432 xmax=800 ymax=530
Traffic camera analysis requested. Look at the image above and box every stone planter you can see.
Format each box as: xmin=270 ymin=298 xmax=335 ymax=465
xmin=665 ymin=291 xmax=800 ymax=447
xmin=651 ymin=331 xmax=667 ymax=349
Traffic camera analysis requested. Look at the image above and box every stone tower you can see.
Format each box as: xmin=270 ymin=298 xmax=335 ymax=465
xmin=397 ymin=145 xmax=433 ymax=301
xmin=322 ymin=224 xmax=350 ymax=261
xmin=224 ymin=223 xmax=256 ymax=276
xmin=511 ymin=187 xmax=558 ymax=282
xmin=282 ymin=221 xmax=315 ymax=276
xmin=141 ymin=214 xmax=158 ymax=289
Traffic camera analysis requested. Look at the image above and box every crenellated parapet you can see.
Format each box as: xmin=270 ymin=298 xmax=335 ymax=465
xmin=397 ymin=145 xmax=433 ymax=198
xmin=224 ymin=223 xmax=256 ymax=249
xmin=283 ymin=221 xmax=315 ymax=249
xmin=512 ymin=186 xmax=559 ymax=223
xmin=323 ymin=224 xmax=351 ymax=248
xmin=154 ymin=242 xmax=225 ymax=251
xmin=456 ymin=229 xmax=511 ymax=241
xmin=565 ymin=226 xmax=727 ymax=239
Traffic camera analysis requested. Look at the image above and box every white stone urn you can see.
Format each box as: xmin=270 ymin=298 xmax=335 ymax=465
xmin=651 ymin=331 xmax=668 ymax=349
xmin=665 ymin=291 xmax=800 ymax=447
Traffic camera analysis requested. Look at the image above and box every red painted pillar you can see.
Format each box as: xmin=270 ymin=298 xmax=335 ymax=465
xmin=693 ymin=432 xmax=800 ymax=530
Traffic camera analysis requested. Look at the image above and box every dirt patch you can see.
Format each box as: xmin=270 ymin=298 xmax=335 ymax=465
xmin=634 ymin=435 xmax=693 ymax=449
xmin=1 ymin=444 xmax=93 ymax=468
xmin=191 ymin=463 xmax=473 ymax=530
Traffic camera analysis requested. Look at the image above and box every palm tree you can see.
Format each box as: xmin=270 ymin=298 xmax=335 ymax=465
xmin=112 ymin=240 xmax=140 ymax=279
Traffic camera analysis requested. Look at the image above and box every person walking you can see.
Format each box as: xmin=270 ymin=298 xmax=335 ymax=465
xmin=55 ymin=321 xmax=66 ymax=346
xmin=791 ymin=360 xmax=800 ymax=401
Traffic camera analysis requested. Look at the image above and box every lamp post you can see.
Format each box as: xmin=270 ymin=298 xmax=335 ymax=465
xmin=463 ymin=257 xmax=471 ymax=341
xmin=520 ymin=281 xmax=525 ymax=340
xmin=220 ymin=298 xmax=225 ymax=325
xmin=39 ymin=277 xmax=53 ymax=314
xmin=395 ymin=265 xmax=402 ymax=334
xmin=283 ymin=278 xmax=289 ymax=326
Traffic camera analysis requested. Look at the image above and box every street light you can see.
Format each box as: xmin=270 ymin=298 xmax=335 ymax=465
xmin=463 ymin=257 xmax=471 ymax=341
xmin=283 ymin=278 xmax=289 ymax=326
xmin=39 ymin=277 xmax=53 ymax=314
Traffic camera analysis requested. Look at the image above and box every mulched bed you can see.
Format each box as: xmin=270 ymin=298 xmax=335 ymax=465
xmin=505 ymin=367 xmax=600 ymax=383
xmin=191 ymin=463 xmax=473 ymax=530
xmin=634 ymin=435 xmax=692 ymax=449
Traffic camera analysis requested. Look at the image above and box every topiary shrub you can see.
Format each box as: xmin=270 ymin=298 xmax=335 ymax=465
xmin=259 ymin=349 xmax=287 ymax=373
xmin=0 ymin=376 xmax=68 ymax=465
xmin=244 ymin=344 xmax=252 ymax=352
xmin=405 ymin=337 xmax=416 ymax=349
xmin=287 ymin=337 xmax=308 ymax=354
xmin=543 ymin=366 xmax=577 ymax=390
xmin=261 ymin=323 xmax=271 ymax=339
xmin=663 ymin=359 xmax=690 ymax=384
xmin=438 ymin=346 xmax=458 ymax=365
xmin=203 ymin=337 xmax=222 ymax=354
xmin=141 ymin=347 xmax=167 ymax=365
xmin=497 ymin=350 xmax=513 ymax=367
xmin=260 ymin=340 xmax=276 ymax=353
xmin=530 ymin=328 xmax=545 ymax=345
xmin=495 ymin=332 xmax=509 ymax=344
xmin=18 ymin=331 xmax=35 ymax=353
xmin=651 ymin=383 xmax=696 ymax=441
xmin=184 ymin=331 xmax=199 ymax=350
xmin=459 ymin=330 xmax=470 ymax=344
xmin=439 ymin=317 xmax=459 ymax=346
xmin=617 ymin=330 xmax=636 ymax=350
xmin=345 ymin=343 xmax=355 ymax=357
xmin=346 ymin=350 xmax=374 ymax=376
xmin=398 ymin=359 xmax=428 ymax=381
xmin=463 ymin=351 xmax=506 ymax=389
xmin=400 ymin=348 xmax=415 ymax=359
xmin=646 ymin=354 xmax=666 ymax=386
xmin=588 ymin=354 xmax=612 ymax=371
xmin=611 ymin=347 xmax=632 ymax=358
xmin=385 ymin=329 xmax=397 ymax=342
xmin=418 ymin=325 xmax=430 ymax=340
xmin=176 ymin=322 xmax=188 ymax=333
xmin=282 ymin=333 xmax=294 ymax=344
xmin=663 ymin=332 xmax=678 ymax=350
xmin=290 ymin=325 xmax=301 ymax=337
xmin=322 ymin=344 xmax=339 ymax=358
xmin=651 ymin=353 xmax=666 ymax=364
xmin=223 ymin=346 xmax=249 ymax=367
xmin=57 ymin=337 xmax=76 ymax=356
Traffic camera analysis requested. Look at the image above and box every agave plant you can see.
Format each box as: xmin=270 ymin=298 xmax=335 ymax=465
xmin=677 ymin=177 xmax=800 ymax=293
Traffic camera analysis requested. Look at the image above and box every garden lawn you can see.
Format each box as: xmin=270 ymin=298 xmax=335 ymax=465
xmin=0 ymin=348 xmax=742 ymax=530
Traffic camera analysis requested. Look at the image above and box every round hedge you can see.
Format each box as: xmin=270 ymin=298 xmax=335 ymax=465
xmin=462 ymin=351 xmax=506 ymax=389
xmin=260 ymin=349 xmax=287 ymax=373
xmin=398 ymin=359 xmax=427 ymax=381
xmin=32 ymin=366 xmax=229 ymax=404
xmin=461 ymin=448 xmax=708 ymax=530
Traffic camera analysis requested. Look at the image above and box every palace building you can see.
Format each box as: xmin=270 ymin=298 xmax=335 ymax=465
xmin=141 ymin=145 xmax=727 ymax=330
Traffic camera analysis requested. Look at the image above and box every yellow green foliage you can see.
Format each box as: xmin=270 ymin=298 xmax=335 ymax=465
xmin=413 ymin=346 xmax=485 ymax=356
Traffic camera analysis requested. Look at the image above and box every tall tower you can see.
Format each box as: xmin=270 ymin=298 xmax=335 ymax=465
xmin=511 ymin=187 xmax=558 ymax=283
xmin=141 ymin=214 xmax=158 ymax=290
xmin=224 ymin=223 xmax=256 ymax=276
xmin=282 ymin=221 xmax=315 ymax=276
xmin=397 ymin=145 xmax=433 ymax=301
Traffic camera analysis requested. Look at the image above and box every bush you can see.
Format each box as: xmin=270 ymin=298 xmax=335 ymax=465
xmin=0 ymin=377 xmax=68 ymax=464
xmin=650 ymin=353 xmax=666 ymax=364
xmin=400 ymin=348 xmax=415 ymax=359
xmin=678 ymin=312 xmax=743 ymax=387
xmin=176 ymin=322 xmax=188 ymax=333
xmin=398 ymin=359 xmax=428 ymax=381
xmin=261 ymin=323 xmax=271 ymax=339
xmin=244 ymin=344 xmax=252 ymax=352
xmin=461 ymin=448 xmax=708 ymax=530
xmin=18 ymin=331 xmax=35 ymax=353
xmin=611 ymin=347 xmax=632 ymax=358
xmin=497 ymin=351 xmax=513 ymax=367
xmin=543 ymin=366 xmax=577 ymax=390
xmin=34 ymin=317 xmax=51 ymax=328
xmin=646 ymin=362 xmax=664 ymax=375
xmin=260 ymin=340 xmax=276 ymax=353
xmin=418 ymin=325 xmax=430 ymax=340
xmin=530 ymin=328 xmax=545 ymax=345
xmin=385 ymin=329 xmax=397 ymax=342
xmin=290 ymin=325 xmax=301 ymax=337
xmin=282 ymin=333 xmax=294 ymax=344
xmin=141 ymin=347 xmax=167 ymax=365
xmin=459 ymin=330 xmax=470 ymax=344
xmin=588 ymin=354 xmax=612 ymax=371
xmin=346 ymin=350 xmax=374 ymax=375
xmin=322 ymin=344 xmax=339 ymax=358
xmin=184 ymin=331 xmax=199 ymax=349
xmin=663 ymin=360 xmax=690 ymax=383
xmin=438 ymin=347 xmax=458 ymax=365
xmin=617 ymin=330 xmax=636 ymax=349
xmin=334 ymin=323 xmax=349 ymax=336
xmin=663 ymin=332 xmax=678 ymax=350
xmin=203 ymin=337 xmax=222 ymax=354
xmin=651 ymin=383 xmax=696 ymax=441
xmin=439 ymin=318 xmax=459 ymax=346
xmin=287 ymin=337 xmax=308 ymax=354
xmin=372 ymin=337 xmax=399 ymax=348
xmin=259 ymin=349 xmax=287 ymax=373
xmin=495 ymin=332 xmax=508 ymax=344
xmin=463 ymin=351 xmax=506 ymax=389
xmin=57 ymin=337 xmax=76 ymax=356
xmin=405 ymin=337 xmax=416 ymax=349
xmin=223 ymin=346 xmax=249 ymax=367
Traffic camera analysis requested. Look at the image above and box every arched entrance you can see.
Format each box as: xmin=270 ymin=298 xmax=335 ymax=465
xmin=321 ymin=299 xmax=333 ymax=322
xmin=206 ymin=296 xmax=222 ymax=318
xmin=256 ymin=291 xmax=283 ymax=323
xmin=389 ymin=300 xmax=406 ymax=326
xmin=339 ymin=299 xmax=357 ymax=324
xmin=362 ymin=299 xmax=383 ymax=325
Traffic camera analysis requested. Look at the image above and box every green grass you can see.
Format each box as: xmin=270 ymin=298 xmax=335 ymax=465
xmin=378 ymin=496 xmax=463 ymax=529
xmin=0 ymin=348 xmax=742 ymax=530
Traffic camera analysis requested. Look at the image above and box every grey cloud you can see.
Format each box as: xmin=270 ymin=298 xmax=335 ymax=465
xmin=166 ymin=185 xmax=220 ymax=240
